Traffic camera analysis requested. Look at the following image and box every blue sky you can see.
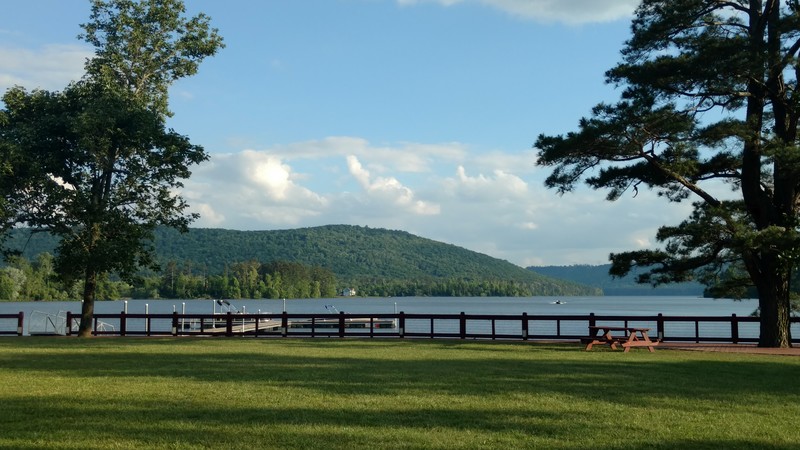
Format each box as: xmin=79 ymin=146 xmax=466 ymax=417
xmin=2 ymin=0 xmax=694 ymax=267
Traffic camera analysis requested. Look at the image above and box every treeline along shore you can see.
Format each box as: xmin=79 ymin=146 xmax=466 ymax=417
xmin=1 ymin=225 xmax=600 ymax=301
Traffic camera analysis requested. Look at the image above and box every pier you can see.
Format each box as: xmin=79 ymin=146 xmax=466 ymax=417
xmin=196 ymin=315 xmax=396 ymax=335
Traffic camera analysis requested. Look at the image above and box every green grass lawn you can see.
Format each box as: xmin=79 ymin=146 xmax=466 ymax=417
xmin=0 ymin=338 xmax=798 ymax=449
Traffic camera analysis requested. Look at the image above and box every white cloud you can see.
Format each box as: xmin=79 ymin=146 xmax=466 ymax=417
xmin=0 ymin=43 xmax=91 ymax=92
xmin=446 ymin=165 xmax=528 ymax=201
xmin=183 ymin=151 xmax=329 ymax=227
xmin=263 ymin=137 xmax=466 ymax=173
xmin=241 ymin=150 xmax=294 ymax=200
xmin=180 ymin=137 xmax=698 ymax=267
xmin=397 ymin=0 xmax=640 ymax=24
xmin=472 ymin=149 xmax=540 ymax=175
xmin=347 ymin=155 xmax=440 ymax=215
xmin=193 ymin=203 xmax=226 ymax=226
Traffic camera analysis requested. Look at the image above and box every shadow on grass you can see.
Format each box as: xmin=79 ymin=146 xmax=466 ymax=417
xmin=1 ymin=338 xmax=799 ymax=448
xmin=0 ymin=392 xmax=796 ymax=449
xmin=1 ymin=338 xmax=798 ymax=402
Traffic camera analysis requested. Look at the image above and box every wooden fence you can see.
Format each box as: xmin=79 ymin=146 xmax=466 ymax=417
xmin=8 ymin=311 xmax=784 ymax=344
xmin=0 ymin=312 xmax=24 ymax=336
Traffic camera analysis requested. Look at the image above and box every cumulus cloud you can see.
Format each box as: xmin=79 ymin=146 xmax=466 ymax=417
xmin=178 ymin=136 xmax=697 ymax=267
xmin=183 ymin=141 xmax=447 ymax=230
xmin=241 ymin=150 xmax=294 ymax=200
xmin=446 ymin=165 xmax=528 ymax=201
xmin=397 ymin=0 xmax=640 ymax=24
xmin=192 ymin=203 xmax=226 ymax=226
xmin=0 ymin=43 xmax=91 ymax=92
xmin=264 ymin=137 xmax=466 ymax=173
xmin=183 ymin=151 xmax=329 ymax=228
xmin=347 ymin=155 xmax=440 ymax=215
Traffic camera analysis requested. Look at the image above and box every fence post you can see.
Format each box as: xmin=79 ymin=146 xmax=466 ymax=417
xmin=172 ymin=312 xmax=179 ymax=336
xmin=459 ymin=312 xmax=466 ymax=339
xmin=694 ymin=321 xmax=700 ymax=343
xmin=66 ymin=312 xmax=72 ymax=336
xmin=657 ymin=313 xmax=664 ymax=341
xmin=731 ymin=313 xmax=739 ymax=344
xmin=17 ymin=312 xmax=24 ymax=336
xmin=281 ymin=311 xmax=288 ymax=337
xmin=399 ymin=312 xmax=405 ymax=338
xmin=226 ymin=312 xmax=233 ymax=337
xmin=339 ymin=311 xmax=346 ymax=338
xmin=588 ymin=312 xmax=596 ymax=329
xmin=120 ymin=311 xmax=127 ymax=336
xmin=522 ymin=312 xmax=528 ymax=340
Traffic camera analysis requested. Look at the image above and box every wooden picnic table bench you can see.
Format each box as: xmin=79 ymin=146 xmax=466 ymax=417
xmin=584 ymin=326 xmax=659 ymax=352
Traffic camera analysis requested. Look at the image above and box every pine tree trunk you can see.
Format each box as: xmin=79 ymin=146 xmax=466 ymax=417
xmin=754 ymin=260 xmax=793 ymax=348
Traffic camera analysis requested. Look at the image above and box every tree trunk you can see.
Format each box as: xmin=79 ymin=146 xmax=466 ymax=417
xmin=754 ymin=259 xmax=793 ymax=348
xmin=77 ymin=268 xmax=97 ymax=337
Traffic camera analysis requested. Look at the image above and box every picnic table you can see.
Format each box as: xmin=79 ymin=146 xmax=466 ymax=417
xmin=584 ymin=326 xmax=659 ymax=352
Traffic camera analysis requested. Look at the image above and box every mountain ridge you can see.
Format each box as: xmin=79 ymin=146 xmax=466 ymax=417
xmin=527 ymin=264 xmax=705 ymax=296
xmin=4 ymin=225 xmax=601 ymax=296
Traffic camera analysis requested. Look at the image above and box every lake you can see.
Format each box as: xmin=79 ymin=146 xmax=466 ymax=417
xmin=1 ymin=296 xmax=761 ymax=337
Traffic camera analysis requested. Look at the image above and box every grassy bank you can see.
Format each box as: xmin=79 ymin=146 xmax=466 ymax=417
xmin=0 ymin=338 xmax=798 ymax=449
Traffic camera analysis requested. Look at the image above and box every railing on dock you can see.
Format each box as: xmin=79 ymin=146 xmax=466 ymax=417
xmin=27 ymin=311 xmax=794 ymax=344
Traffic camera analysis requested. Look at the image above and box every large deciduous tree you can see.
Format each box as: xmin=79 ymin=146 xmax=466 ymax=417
xmin=0 ymin=0 xmax=223 ymax=337
xmin=80 ymin=0 xmax=224 ymax=115
xmin=535 ymin=0 xmax=800 ymax=347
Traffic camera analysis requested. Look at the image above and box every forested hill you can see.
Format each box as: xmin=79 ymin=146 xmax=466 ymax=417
xmin=4 ymin=225 xmax=600 ymax=296
xmin=527 ymin=264 xmax=705 ymax=296
xmin=151 ymin=226 xmax=597 ymax=295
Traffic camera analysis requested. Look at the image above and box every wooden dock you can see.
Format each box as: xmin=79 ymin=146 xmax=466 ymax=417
xmin=197 ymin=316 xmax=396 ymax=335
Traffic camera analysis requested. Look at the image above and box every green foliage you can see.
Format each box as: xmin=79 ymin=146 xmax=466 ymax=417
xmin=0 ymin=267 xmax=24 ymax=301
xmin=2 ymin=225 xmax=601 ymax=298
xmin=145 ymin=225 xmax=598 ymax=296
xmin=142 ymin=225 xmax=596 ymax=294
xmin=151 ymin=259 xmax=338 ymax=300
xmin=534 ymin=0 xmax=800 ymax=346
xmin=0 ymin=254 xmax=74 ymax=301
xmin=80 ymin=0 xmax=224 ymax=116
xmin=1 ymin=339 xmax=799 ymax=448
xmin=0 ymin=0 xmax=223 ymax=335
xmin=0 ymin=80 xmax=208 ymax=321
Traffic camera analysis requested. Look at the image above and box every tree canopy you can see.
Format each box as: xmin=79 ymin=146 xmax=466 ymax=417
xmin=1 ymin=225 xmax=602 ymax=299
xmin=535 ymin=0 xmax=800 ymax=347
xmin=0 ymin=0 xmax=223 ymax=336
xmin=80 ymin=0 xmax=224 ymax=115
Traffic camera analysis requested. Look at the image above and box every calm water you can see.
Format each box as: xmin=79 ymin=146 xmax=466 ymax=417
xmin=1 ymin=296 xmax=761 ymax=336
